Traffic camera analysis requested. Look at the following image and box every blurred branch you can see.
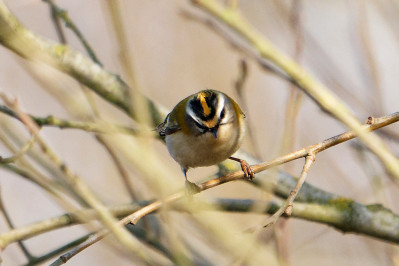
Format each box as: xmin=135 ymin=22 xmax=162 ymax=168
xmin=190 ymin=0 xmax=399 ymax=180
xmin=105 ymin=0 xmax=138 ymax=91
xmin=44 ymin=1 xmax=142 ymax=203
xmin=0 ymin=95 xmax=149 ymax=259
xmin=95 ymin=136 xmax=137 ymax=200
xmin=0 ymin=135 xmax=35 ymax=164
xmin=0 ymin=123 xmax=93 ymax=206
xmin=0 ymin=0 xmax=394 ymax=198
xmin=352 ymin=0 xmax=384 ymax=115
xmin=51 ymin=111 xmax=399 ymax=262
xmin=276 ymin=2 xmax=304 ymax=263
xmin=42 ymin=0 xmax=102 ymax=66
xmin=3 ymin=193 xmax=399 ymax=252
xmin=103 ymin=1 xmax=150 ymax=201
xmin=180 ymin=10 xmax=294 ymax=84
xmin=0 ymin=0 xmax=166 ymax=126
xmin=127 ymin=112 xmax=399 ymax=223
xmin=234 ymin=60 xmax=262 ymax=158
xmin=0 ymin=164 xmax=78 ymax=206
xmin=24 ymin=234 xmax=92 ymax=266
xmin=0 ymin=0 xmax=397 ymax=261
xmin=0 ymin=105 xmax=135 ymax=134
xmin=280 ymin=0 xmax=303 ymax=156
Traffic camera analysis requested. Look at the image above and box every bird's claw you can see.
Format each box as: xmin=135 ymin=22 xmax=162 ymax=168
xmin=240 ymin=160 xmax=255 ymax=180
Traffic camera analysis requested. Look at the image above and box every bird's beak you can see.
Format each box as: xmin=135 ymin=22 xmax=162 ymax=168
xmin=211 ymin=129 xmax=218 ymax=139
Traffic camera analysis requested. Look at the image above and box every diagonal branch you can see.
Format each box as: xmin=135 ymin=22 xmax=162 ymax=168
xmin=263 ymin=153 xmax=315 ymax=228
xmin=2 ymin=195 xmax=399 ymax=252
xmin=0 ymin=95 xmax=150 ymax=260
xmin=0 ymin=0 xmax=166 ymax=127
xmin=51 ymin=111 xmax=399 ymax=263
xmin=190 ymin=0 xmax=399 ymax=180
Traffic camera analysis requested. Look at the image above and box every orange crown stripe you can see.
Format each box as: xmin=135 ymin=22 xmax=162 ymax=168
xmin=197 ymin=93 xmax=211 ymax=116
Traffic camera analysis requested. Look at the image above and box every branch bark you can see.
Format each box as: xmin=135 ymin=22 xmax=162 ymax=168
xmin=50 ymin=112 xmax=399 ymax=263
xmin=2 ymin=194 xmax=399 ymax=254
xmin=190 ymin=0 xmax=399 ymax=180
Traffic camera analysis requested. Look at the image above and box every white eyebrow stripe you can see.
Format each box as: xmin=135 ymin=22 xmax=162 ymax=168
xmin=186 ymin=100 xmax=205 ymax=125
xmin=216 ymin=94 xmax=227 ymax=123
xmin=216 ymin=94 xmax=225 ymax=115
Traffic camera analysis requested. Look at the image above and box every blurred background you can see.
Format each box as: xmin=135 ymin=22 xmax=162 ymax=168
xmin=0 ymin=0 xmax=399 ymax=265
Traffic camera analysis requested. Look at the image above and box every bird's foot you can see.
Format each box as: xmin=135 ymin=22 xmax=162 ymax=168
xmin=240 ymin=160 xmax=255 ymax=180
xmin=229 ymin=157 xmax=255 ymax=180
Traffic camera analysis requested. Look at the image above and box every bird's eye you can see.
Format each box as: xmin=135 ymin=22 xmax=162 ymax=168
xmin=220 ymin=108 xmax=225 ymax=119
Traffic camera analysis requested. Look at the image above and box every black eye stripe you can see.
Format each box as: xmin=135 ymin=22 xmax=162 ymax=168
xmin=193 ymin=120 xmax=208 ymax=130
xmin=220 ymin=108 xmax=225 ymax=119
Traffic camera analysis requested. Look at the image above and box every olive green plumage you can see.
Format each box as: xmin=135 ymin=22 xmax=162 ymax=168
xmin=157 ymin=89 xmax=252 ymax=189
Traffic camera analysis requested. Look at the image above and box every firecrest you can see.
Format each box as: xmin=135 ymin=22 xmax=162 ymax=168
xmin=156 ymin=89 xmax=254 ymax=191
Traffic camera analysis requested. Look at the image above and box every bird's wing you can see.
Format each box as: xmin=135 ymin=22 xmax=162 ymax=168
xmin=155 ymin=113 xmax=181 ymax=137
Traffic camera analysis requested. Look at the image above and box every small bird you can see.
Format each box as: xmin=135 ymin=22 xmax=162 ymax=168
xmin=156 ymin=89 xmax=254 ymax=192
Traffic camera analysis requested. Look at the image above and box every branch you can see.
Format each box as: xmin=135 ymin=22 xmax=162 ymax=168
xmin=263 ymin=153 xmax=315 ymax=228
xmin=2 ymin=194 xmax=399 ymax=254
xmin=0 ymin=95 xmax=150 ymax=260
xmin=124 ymin=112 xmax=399 ymax=223
xmin=0 ymin=105 xmax=135 ymax=134
xmin=0 ymin=0 xmax=395 ymax=200
xmin=42 ymin=0 xmax=102 ymax=66
xmin=50 ymin=112 xmax=399 ymax=263
xmin=0 ymin=1 xmax=166 ymax=126
xmin=190 ymin=0 xmax=399 ymax=180
xmin=0 ymin=0 xmax=366 ymax=216
xmin=24 ymin=234 xmax=91 ymax=266
xmin=0 ymin=0 xmax=397 ymax=261
xmin=0 ymin=135 xmax=35 ymax=164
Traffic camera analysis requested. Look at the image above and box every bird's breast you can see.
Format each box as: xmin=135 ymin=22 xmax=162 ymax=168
xmin=165 ymin=122 xmax=244 ymax=169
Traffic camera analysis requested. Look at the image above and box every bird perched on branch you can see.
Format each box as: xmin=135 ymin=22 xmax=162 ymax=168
xmin=156 ymin=89 xmax=254 ymax=192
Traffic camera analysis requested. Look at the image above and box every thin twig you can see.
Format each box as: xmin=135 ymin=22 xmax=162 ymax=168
xmin=264 ymin=153 xmax=315 ymax=227
xmin=190 ymin=0 xmax=399 ymax=181
xmin=280 ymin=0 xmax=304 ymax=156
xmin=3 ymin=194 xmax=399 ymax=251
xmin=44 ymin=0 xmax=141 ymax=203
xmin=51 ymin=112 xmax=399 ymax=263
xmin=51 ymin=191 xmax=183 ymax=264
xmin=234 ymin=60 xmax=262 ymax=158
xmin=0 ymin=105 xmax=136 ymax=135
xmin=353 ymin=0 xmax=384 ymax=115
xmin=0 ymin=94 xmax=150 ymax=261
xmin=180 ymin=10 xmax=294 ymax=85
xmin=46 ymin=0 xmax=67 ymax=44
xmin=0 ymin=135 xmax=35 ymax=164
xmin=42 ymin=0 xmax=102 ymax=66
xmin=277 ymin=1 xmax=303 ymax=263
xmin=96 ymin=136 xmax=137 ymax=200
xmin=24 ymin=234 xmax=92 ymax=266
xmin=127 ymin=112 xmax=399 ymax=222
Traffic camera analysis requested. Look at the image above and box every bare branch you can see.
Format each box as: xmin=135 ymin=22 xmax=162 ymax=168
xmin=190 ymin=0 xmax=399 ymax=180
xmin=50 ymin=112 xmax=399 ymax=263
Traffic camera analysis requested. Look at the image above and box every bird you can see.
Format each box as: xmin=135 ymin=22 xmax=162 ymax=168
xmin=156 ymin=89 xmax=254 ymax=192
